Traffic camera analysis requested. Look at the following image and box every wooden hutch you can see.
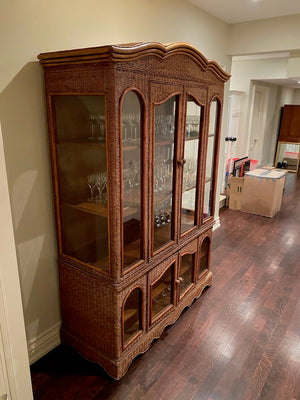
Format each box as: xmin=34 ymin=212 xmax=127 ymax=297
xmin=38 ymin=42 xmax=230 ymax=379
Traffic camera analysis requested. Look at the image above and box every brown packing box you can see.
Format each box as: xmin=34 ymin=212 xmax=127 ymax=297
xmin=227 ymin=175 xmax=244 ymax=210
xmin=241 ymin=169 xmax=286 ymax=218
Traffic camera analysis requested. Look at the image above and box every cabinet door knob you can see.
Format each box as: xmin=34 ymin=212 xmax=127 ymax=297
xmin=175 ymin=277 xmax=183 ymax=284
xmin=177 ymin=159 xmax=186 ymax=166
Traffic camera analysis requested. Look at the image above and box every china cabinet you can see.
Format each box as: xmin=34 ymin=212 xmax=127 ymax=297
xmin=38 ymin=42 xmax=230 ymax=379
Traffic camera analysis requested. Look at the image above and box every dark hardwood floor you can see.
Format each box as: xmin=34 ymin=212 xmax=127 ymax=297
xmin=31 ymin=173 xmax=300 ymax=400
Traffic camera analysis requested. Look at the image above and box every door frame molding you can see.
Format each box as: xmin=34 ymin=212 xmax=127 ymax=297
xmin=247 ymin=83 xmax=270 ymax=165
xmin=0 ymin=123 xmax=33 ymax=400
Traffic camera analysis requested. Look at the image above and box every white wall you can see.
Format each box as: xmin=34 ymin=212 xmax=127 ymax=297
xmin=0 ymin=0 xmax=230 ymax=362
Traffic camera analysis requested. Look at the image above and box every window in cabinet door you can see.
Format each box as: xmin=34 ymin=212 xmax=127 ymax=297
xmin=179 ymin=252 xmax=195 ymax=297
xmin=151 ymin=263 xmax=175 ymax=322
xmin=122 ymin=91 xmax=143 ymax=269
xmin=153 ymin=96 xmax=177 ymax=252
xmin=54 ymin=95 xmax=109 ymax=272
xmin=199 ymin=236 xmax=210 ymax=276
xmin=123 ymin=287 xmax=143 ymax=346
xmin=181 ymin=97 xmax=202 ymax=234
xmin=203 ymin=98 xmax=220 ymax=220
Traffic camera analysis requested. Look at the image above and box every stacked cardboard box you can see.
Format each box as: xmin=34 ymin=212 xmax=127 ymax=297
xmin=227 ymin=169 xmax=286 ymax=218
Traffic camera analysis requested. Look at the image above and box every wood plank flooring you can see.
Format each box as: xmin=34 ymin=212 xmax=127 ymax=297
xmin=31 ymin=173 xmax=300 ymax=400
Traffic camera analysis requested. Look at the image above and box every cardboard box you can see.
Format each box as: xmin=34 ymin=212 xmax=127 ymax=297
xmin=227 ymin=175 xmax=244 ymax=210
xmin=241 ymin=169 xmax=286 ymax=218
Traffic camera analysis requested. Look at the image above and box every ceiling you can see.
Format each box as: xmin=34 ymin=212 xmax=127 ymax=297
xmin=187 ymin=0 xmax=300 ymax=23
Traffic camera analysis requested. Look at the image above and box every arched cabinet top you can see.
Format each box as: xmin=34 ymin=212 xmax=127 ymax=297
xmin=38 ymin=42 xmax=230 ymax=83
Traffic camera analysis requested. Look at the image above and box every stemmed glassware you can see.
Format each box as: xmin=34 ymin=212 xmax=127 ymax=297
xmin=88 ymin=113 xmax=105 ymax=141
xmin=122 ymin=112 xmax=140 ymax=145
xmin=87 ymin=172 xmax=107 ymax=204
xmin=87 ymin=174 xmax=96 ymax=201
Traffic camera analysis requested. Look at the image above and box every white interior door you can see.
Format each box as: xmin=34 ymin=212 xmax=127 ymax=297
xmin=248 ymin=85 xmax=269 ymax=165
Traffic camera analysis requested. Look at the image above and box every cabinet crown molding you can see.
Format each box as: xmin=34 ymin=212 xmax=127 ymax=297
xmin=38 ymin=42 xmax=230 ymax=82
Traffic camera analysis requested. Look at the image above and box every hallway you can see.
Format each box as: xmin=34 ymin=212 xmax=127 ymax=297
xmin=31 ymin=173 xmax=300 ymax=400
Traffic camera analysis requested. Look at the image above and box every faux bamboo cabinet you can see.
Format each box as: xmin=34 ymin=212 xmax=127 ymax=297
xmin=38 ymin=42 xmax=230 ymax=379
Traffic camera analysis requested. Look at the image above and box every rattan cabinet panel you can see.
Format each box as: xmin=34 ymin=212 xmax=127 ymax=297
xmin=38 ymin=42 xmax=229 ymax=379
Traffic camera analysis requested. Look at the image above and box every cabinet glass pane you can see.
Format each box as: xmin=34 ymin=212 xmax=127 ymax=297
xmin=122 ymin=92 xmax=143 ymax=269
xmin=199 ymin=237 xmax=210 ymax=276
xmin=203 ymin=99 xmax=219 ymax=219
xmin=153 ymin=96 xmax=177 ymax=252
xmin=180 ymin=253 xmax=195 ymax=296
xmin=181 ymin=97 xmax=202 ymax=234
xmin=151 ymin=263 xmax=174 ymax=321
xmin=54 ymin=95 xmax=109 ymax=272
xmin=123 ymin=288 xmax=142 ymax=345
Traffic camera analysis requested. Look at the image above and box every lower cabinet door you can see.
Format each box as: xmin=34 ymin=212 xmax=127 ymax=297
xmin=178 ymin=239 xmax=197 ymax=300
xmin=149 ymin=255 xmax=177 ymax=325
xmin=198 ymin=234 xmax=211 ymax=278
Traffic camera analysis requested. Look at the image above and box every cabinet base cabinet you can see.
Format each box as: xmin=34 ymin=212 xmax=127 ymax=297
xmin=59 ymin=259 xmax=212 ymax=380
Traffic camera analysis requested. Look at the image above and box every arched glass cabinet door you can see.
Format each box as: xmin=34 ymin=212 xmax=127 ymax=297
xmin=199 ymin=236 xmax=210 ymax=277
xmin=121 ymin=91 xmax=144 ymax=270
xmin=181 ymin=96 xmax=203 ymax=235
xmin=150 ymin=262 xmax=175 ymax=323
xmin=179 ymin=251 xmax=196 ymax=298
xmin=123 ymin=287 xmax=143 ymax=346
xmin=153 ymin=95 xmax=178 ymax=253
xmin=203 ymin=98 xmax=220 ymax=220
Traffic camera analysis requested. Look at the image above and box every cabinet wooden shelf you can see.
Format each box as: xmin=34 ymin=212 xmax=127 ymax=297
xmin=66 ymin=202 xmax=137 ymax=221
xmin=38 ymin=41 xmax=229 ymax=380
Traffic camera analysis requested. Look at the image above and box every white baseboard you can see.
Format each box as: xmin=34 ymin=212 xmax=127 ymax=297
xmin=213 ymin=217 xmax=221 ymax=231
xmin=28 ymin=322 xmax=61 ymax=365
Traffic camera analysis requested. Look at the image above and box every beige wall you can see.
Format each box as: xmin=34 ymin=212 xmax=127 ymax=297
xmin=230 ymin=57 xmax=289 ymax=159
xmin=228 ymin=14 xmax=300 ymax=56
xmin=0 ymin=124 xmax=33 ymax=399
xmin=0 ymin=0 xmax=230 ymax=355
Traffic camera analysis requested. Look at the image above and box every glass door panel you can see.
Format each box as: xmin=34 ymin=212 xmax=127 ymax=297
xmin=54 ymin=95 xmax=109 ymax=272
xmin=153 ymin=96 xmax=177 ymax=252
xmin=151 ymin=263 xmax=174 ymax=322
xmin=181 ymin=97 xmax=202 ymax=234
xmin=203 ymin=99 xmax=219 ymax=220
xmin=123 ymin=288 xmax=142 ymax=345
xmin=179 ymin=252 xmax=195 ymax=297
xmin=199 ymin=237 xmax=210 ymax=276
xmin=122 ymin=91 xmax=143 ymax=269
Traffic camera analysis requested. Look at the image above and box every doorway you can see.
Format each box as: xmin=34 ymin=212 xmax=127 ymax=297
xmin=247 ymin=84 xmax=270 ymax=166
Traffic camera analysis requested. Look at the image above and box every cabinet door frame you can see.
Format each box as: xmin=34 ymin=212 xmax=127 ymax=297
xmin=149 ymin=81 xmax=184 ymax=258
xmin=178 ymin=89 xmax=207 ymax=239
xmin=178 ymin=239 xmax=198 ymax=301
xmin=201 ymin=94 xmax=224 ymax=225
xmin=119 ymin=87 xmax=148 ymax=276
xmin=47 ymin=92 xmax=113 ymax=275
xmin=148 ymin=254 xmax=178 ymax=327
xmin=121 ymin=284 xmax=145 ymax=350
xmin=198 ymin=233 xmax=212 ymax=280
